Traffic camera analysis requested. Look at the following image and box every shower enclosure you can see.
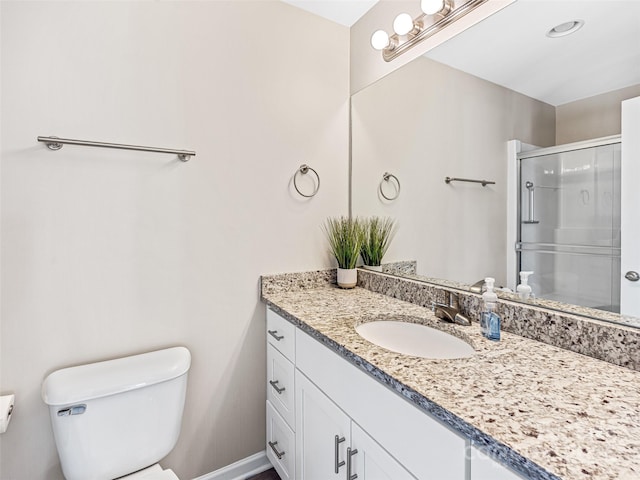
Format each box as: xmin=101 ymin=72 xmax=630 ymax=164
xmin=516 ymin=137 xmax=621 ymax=312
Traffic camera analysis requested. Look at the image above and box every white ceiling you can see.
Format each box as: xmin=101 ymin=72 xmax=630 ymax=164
xmin=281 ymin=0 xmax=378 ymax=27
xmin=419 ymin=0 xmax=640 ymax=106
xmin=282 ymin=0 xmax=640 ymax=106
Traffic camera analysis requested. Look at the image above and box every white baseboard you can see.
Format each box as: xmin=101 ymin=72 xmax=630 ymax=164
xmin=192 ymin=450 xmax=272 ymax=480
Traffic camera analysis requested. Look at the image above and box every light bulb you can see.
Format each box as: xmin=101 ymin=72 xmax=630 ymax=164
xmin=393 ymin=13 xmax=414 ymax=36
xmin=421 ymin=0 xmax=445 ymax=15
xmin=370 ymin=30 xmax=390 ymax=50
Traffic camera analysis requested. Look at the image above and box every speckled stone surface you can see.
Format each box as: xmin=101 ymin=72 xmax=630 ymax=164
xmin=261 ymin=269 xmax=336 ymax=295
xmin=260 ymin=279 xmax=640 ymax=480
xmin=358 ymin=270 xmax=640 ymax=371
xmin=392 ymin=272 xmax=640 ymax=328
xmin=381 ymin=260 xmax=417 ymax=275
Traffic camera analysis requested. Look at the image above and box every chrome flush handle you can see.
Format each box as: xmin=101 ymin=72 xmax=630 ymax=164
xmin=625 ymin=271 xmax=640 ymax=282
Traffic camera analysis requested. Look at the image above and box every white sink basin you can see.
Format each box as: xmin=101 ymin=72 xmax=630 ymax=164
xmin=355 ymin=321 xmax=475 ymax=359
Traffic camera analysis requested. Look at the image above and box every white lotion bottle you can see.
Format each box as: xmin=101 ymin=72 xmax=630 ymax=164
xmin=517 ymin=271 xmax=533 ymax=300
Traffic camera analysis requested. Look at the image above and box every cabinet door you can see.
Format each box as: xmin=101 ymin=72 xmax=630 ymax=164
xmin=296 ymin=370 xmax=351 ymax=480
xmin=351 ymin=423 xmax=417 ymax=480
xmin=470 ymin=447 xmax=525 ymax=480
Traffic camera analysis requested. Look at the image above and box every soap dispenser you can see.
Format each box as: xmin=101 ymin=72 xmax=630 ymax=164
xmin=481 ymin=277 xmax=501 ymax=341
xmin=517 ymin=271 xmax=534 ymax=300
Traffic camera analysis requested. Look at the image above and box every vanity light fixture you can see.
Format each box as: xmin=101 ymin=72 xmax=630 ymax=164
xmin=421 ymin=0 xmax=452 ymax=16
xmin=370 ymin=0 xmax=488 ymax=62
xmin=546 ymin=20 xmax=584 ymax=38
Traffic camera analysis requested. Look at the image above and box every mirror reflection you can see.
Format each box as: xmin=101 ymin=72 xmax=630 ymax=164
xmin=351 ymin=0 xmax=640 ymax=327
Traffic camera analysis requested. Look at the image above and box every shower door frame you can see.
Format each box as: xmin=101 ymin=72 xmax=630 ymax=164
xmin=507 ymin=135 xmax=621 ymax=300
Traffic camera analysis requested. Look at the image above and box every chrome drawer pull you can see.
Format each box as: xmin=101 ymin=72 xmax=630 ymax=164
xmin=346 ymin=447 xmax=358 ymax=480
xmin=268 ymin=440 xmax=285 ymax=460
xmin=268 ymin=330 xmax=284 ymax=341
xmin=269 ymin=380 xmax=286 ymax=394
xmin=335 ymin=435 xmax=345 ymax=473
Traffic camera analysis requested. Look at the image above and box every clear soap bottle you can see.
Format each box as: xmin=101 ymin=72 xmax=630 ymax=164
xmin=516 ymin=271 xmax=534 ymax=300
xmin=481 ymin=277 xmax=501 ymax=341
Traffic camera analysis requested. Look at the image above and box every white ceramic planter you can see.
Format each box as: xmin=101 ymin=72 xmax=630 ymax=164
xmin=337 ymin=268 xmax=357 ymax=289
xmin=362 ymin=265 xmax=383 ymax=272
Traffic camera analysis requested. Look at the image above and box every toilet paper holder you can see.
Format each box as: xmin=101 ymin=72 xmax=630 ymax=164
xmin=0 ymin=394 xmax=15 ymax=434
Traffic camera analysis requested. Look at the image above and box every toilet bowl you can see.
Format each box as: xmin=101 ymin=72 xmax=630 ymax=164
xmin=42 ymin=346 xmax=191 ymax=480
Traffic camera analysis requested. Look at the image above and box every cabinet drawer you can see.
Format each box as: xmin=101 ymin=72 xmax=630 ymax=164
xmin=267 ymin=401 xmax=295 ymax=480
xmin=267 ymin=344 xmax=295 ymax=428
xmin=267 ymin=308 xmax=295 ymax=361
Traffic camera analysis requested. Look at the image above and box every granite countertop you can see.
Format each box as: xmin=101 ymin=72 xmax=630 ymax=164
xmin=261 ymin=283 xmax=640 ymax=480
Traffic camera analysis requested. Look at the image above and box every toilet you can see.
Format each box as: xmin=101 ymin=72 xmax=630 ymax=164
xmin=42 ymin=346 xmax=191 ymax=480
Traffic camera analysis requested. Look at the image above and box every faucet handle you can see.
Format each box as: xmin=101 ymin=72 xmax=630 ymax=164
xmin=443 ymin=290 xmax=459 ymax=308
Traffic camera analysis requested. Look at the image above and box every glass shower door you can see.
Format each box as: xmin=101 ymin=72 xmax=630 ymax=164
xmin=518 ymin=141 xmax=621 ymax=312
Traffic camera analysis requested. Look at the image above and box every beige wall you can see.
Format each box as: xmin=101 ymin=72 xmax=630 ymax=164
xmin=556 ymin=84 xmax=640 ymax=144
xmin=351 ymin=56 xmax=555 ymax=286
xmin=0 ymin=2 xmax=349 ymax=479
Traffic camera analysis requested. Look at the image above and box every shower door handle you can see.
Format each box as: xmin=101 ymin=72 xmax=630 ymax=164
xmin=625 ymin=271 xmax=640 ymax=282
xmin=523 ymin=181 xmax=539 ymax=224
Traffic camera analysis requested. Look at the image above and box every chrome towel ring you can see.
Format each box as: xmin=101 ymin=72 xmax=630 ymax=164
xmin=294 ymin=164 xmax=320 ymax=198
xmin=379 ymin=172 xmax=400 ymax=201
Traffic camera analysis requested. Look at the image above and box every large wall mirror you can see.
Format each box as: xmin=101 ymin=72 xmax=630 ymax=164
xmin=351 ymin=0 xmax=640 ymax=328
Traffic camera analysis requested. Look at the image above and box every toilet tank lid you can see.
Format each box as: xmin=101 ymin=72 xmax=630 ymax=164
xmin=42 ymin=346 xmax=191 ymax=406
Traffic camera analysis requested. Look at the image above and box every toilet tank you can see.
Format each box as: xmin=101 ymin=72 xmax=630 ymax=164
xmin=42 ymin=347 xmax=191 ymax=480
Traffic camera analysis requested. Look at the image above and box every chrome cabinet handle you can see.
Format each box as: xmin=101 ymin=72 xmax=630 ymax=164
xmin=346 ymin=447 xmax=358 ymax=480
xmin=269 ymin=380 xmax=286 ymax=394
xmin=625 ymin=271 xmax=640 ymax=282
xmin=334 ymin=435 xmax=345 ymax=473
xmin=268 ymin=440 xmax=285 ymax=460
xmin=268 ymin=330 xmax=284 ymax=341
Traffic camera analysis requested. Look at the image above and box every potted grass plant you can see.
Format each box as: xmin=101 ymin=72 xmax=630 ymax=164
xmin=323 ymin=216 xmax=364 ymax=288
xmin=360 ymin=216 xmax=396 ymax=272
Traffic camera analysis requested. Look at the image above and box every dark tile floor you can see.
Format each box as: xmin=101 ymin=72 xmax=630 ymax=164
xmin=246 ymin=467 xmax=281 ymax=480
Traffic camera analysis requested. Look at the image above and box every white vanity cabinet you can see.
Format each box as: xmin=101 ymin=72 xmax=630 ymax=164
xmin=265 ymin=307 xmax=524 ymax=480
xmin=295 ymin=370 xmax=415 ymax=480
xmin=470 ymin=447 xmax=526 ymax=480
xmin=266 ymin=309 xmax=296 ymax=480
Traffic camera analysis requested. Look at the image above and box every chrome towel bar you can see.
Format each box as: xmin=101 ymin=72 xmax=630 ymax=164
xmin=445 ymin=176 xmax=495 ymax=187
xmin=37 ymin=136 xmax=195 ymax=162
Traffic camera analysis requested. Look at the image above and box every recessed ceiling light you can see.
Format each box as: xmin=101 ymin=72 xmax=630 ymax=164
xmin=547 ymin=20 xmax=584 ymax=38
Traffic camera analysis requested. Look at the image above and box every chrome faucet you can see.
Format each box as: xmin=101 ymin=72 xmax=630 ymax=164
xmin=431 ymin=291 xmax=472 ymax=326
xmin=469 ymin=279 xmax=485 ymax=293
